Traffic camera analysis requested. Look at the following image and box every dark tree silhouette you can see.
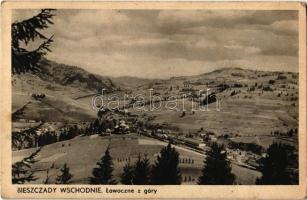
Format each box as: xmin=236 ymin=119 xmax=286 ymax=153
xmin=133 ymin=154 xmax=151 ymax=185
xmin=256 ymin=142 xmax=295 ymax=185
xmin=151 ymin=143 xmax=181 ymax=184
xmin=198 ymin=143 xmax=235 ymax=185
xmin=12 ymin=9 xmax=55 ymax=73
xmin=12 ymin=148 xmax=41 ymax=184
xmin=56 ymin=163 xmax=73 ymax=184
xmin=120 ymin=162 xmax=134 ymax=185
xmin=43 ymin=169 xmax=50 ymax=184
xmin=37 ymin=131 xmax=57 ymax=146
xmin=89 ymin=147 xmax=117 ymax=184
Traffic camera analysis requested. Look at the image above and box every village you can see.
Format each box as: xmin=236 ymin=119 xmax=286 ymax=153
xmin=12 ymin=69 xmax=299 ymax=183
xmin=12 ymin=100 xmax=296 ymax=179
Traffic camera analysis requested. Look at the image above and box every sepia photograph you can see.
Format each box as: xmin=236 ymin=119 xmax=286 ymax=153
xmin=1 ymin=1 xmax=306 ymax=199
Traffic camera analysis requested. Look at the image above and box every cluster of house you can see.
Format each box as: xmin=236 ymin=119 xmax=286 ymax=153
xmin=31 ymin=93 xmax=46 ymax=100
xmin=199 ymin=132 xmax=218 ymax=142
xmin=226 ymin=148 xmax=263 ymax=169
xmin=113 ymin=120 xmax=130 ymax=135
xmin=151 ymin=129 xmax=169 ymax=140
xmin=142 ymin=126 xmax=264 ymax=170
xmin=35 ymin=125 xmax=56 ymax=136
xmin=99 ymin=106 xmax=265 ymax=172
xmin=140 ymin=129 xmax=210 ymax=152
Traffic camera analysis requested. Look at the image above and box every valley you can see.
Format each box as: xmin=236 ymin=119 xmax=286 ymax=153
xmin=11 ymin=60 xmax=299 ymax=185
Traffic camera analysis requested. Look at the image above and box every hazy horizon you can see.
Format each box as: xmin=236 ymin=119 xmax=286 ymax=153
xmin=13 ymin=9 xmax=298 ymax=79
xmin=41 ymin=58 xmax=298 ymax=80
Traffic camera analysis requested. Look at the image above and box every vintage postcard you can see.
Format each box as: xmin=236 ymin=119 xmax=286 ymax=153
xmin=1 ymin=1 xmax=306 ymax=199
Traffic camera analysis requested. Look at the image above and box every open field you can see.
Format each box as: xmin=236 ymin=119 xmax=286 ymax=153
xmin=69 ymin=68 xmax=298 ymax=139
xmin=11 ymin=65 xmax=297 ymax=185
xmin=12 ymin=134 xmax=261 ymax=185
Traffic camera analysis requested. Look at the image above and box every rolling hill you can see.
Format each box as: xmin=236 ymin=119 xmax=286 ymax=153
xmin=12 ymin=63 xmax=298 ymax=135
xmin=12 ymin=59 xmax=119 ymax=122
xmin=37 ymin=59 xmax=117 ymax=93
xmin=111 ymin=76 xmax=158 ymax=89
xmin=11 ymin=63 xmax=298 ymax=185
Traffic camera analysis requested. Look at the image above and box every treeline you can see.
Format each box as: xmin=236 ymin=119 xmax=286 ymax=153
xmin=37 ymin=132 xmax=57 ymax=146
xmin=87 ymin=142 xmax=236 ymax=185
xmin=59 ymin=125 xmax=81 ymax=141
xmin=34 ymin=119 xmax=124 ymax=147
xmin=37 ymin=125 xmax=83 ymax=147
xmin=88 ymin=141 xmax=298 ymax=185
xmin=271 ymin=128 xmax=298 ymax=137
xmin=20 ymin=106 xmax=168 ymax=149
xmin=85 ymin=118 xmax=117 ymax=135
xmin=88 ymin=143 xmax=182 ymax=185
xmin=13 ymin=142 xmax=298 ymax=185
xmin=13 ymin=124 xmax=85 ymax=149
xmin=21 ymin=114 xmax=136 ymax=149
xmin=12 ymin=122 xmax=44 ymax=150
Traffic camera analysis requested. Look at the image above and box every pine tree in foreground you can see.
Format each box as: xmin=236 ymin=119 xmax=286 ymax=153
xmin=133 ymin=154 xmax=151 ymax=185
xmin=89 ymin=147 xmax=117 ymax=184
xmin=12 ymin=148 xmax=41 ymax=184
xmin=43 ymin=169 xmax=50 ymax=184
xmin=198 ymin=142 xmax=235 ymax=185
xmin=11 ymin=9 xmax=55 ymax=74
xmin=256 ymin=142 xmax=293 ymax=185
xmin=56 ymin=163 xmax=73 ymax=184
xmin=151 ymin=143 xmax=181 ymax=184
xmin=120 ymin=162 xmax=134 ymax=185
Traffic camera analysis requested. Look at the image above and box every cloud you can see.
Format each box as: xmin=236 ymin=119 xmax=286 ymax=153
xmin=12 ymin=9 xmax=299 ymax=78
xmin=181 ymin=25 xmax=298 ymax=57
xmin=157 ymin=10 xmax=297 ymax=29
xmin=52 ymin=10 xmax=131 ymax=41
xmin=271 ymin=20 xmax=298 ymax=35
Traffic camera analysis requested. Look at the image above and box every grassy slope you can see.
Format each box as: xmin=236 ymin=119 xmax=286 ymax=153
xmin=11 ymin=66 xmax=297 ymax=185
xmin=125 ymin=68 xmax=298 ymax=138
xmin=12 ymin=134 xmax=260 ymax=185
xmin=12 ymin=71 xmax=100 ymax=122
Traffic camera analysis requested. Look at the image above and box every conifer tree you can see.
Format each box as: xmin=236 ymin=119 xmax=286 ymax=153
xmin=256 ymin=142 xmax=293 ymax=184
xmin=198 ymin=142 xmax=235 ymax=185
xmin=133 ymin=154 xmax=151 ymax=185
xmin=120 ymin=162 xmax=134 ymax=185
xmin=56 ymin=163 xmax=73 ymax=184
xmin=43 ymin=169 xmax=50 ymax=184
xmin=151 ymin=143 xmax=181 ymax=184
xmin=89 ymin=147 xmax=117 ymax=184
xmin=12 ymin=148 xmax=41 ymax=184
xmin=12 ymin=9 xmax=55 ymax=73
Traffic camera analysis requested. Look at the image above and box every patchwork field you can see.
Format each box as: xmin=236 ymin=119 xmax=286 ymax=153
xmin=11 ymin=64 xmax=297 ymax=185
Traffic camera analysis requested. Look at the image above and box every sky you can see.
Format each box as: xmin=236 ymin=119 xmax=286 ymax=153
xmin=13 ymin=9 xmax=298 ymax=79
